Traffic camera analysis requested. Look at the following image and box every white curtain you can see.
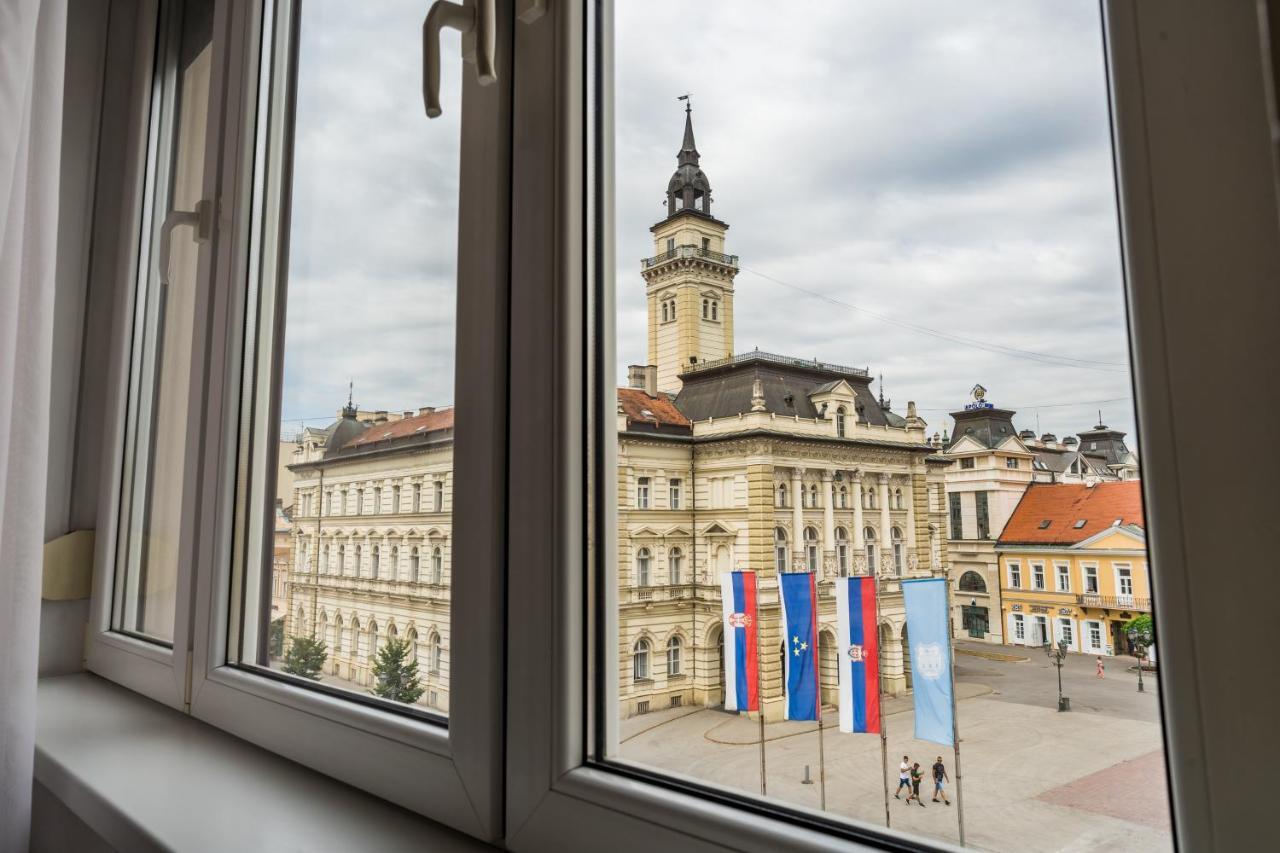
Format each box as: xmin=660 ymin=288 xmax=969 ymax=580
xmin=0 ymin=1 xmax=66 ymax=850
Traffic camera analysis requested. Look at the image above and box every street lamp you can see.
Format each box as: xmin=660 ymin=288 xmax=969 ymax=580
xmin=1127 ymin=626 xmax=1152 ymax=693
xmin=1044 ymin=639 xmax=1070 ymax=711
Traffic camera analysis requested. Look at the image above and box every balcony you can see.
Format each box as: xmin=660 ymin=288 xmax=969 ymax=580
xmin=290 ymin=571 xmax=449 ymax=600
xmin=641 ymin=244 xmax=739 ymax=270
xmin=1077 ymin=592 xmax=1151 ymax=612
xmin=625 ymin=584 xmax=719 ymax=605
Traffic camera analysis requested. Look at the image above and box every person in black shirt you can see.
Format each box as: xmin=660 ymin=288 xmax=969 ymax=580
xmin=932 ymin=756 xmax=951 ymax=805
xmin=906 ymin=763 xmax=925 ymax=806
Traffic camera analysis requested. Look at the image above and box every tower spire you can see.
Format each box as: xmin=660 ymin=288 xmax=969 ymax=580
xmin=665 ymin=96 xmax=712 ymax=217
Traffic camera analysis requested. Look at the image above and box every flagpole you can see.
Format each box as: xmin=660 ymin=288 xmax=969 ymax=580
xmin=875 ymin=573 xmax=891 ymax=829
xmin=815 ymin=576 xmax=826 ymax=811
xmin=756 ymin=573 xmax=767 ymax=797
xmin=944 ymin=569 xmax=966 ymax=847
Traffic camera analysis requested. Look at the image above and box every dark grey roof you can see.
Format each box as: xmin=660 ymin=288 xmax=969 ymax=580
xmin=1074 ymin=425 xmax=1131 ymax=466
xmin=673 ymin=352 xmax=891 ymax=425
xmin=947 ymin=407 xmax=1019 ymax=450
xmin=1034 ymin=448 xmax=1110 ymax=476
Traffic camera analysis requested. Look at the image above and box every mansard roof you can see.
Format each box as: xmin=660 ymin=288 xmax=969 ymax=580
xmin=947 ymin=406 xmax=1019 ymax=450
xmin=672 ymin=350 xmax=893 ymax=425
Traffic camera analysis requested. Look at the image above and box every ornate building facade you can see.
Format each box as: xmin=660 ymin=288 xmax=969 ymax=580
xmin=278 ymin=108 xmax=952 ymax=721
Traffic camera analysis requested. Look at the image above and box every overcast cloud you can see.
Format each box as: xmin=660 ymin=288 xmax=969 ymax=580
xmin=280 ymin=1 xmax=1138 ymax=449
xmin=616 ymin=0 xmax=1137 ymax=445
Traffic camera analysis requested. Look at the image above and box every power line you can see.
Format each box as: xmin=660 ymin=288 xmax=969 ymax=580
xmin=737 ymin=265 xmax=1130 ymax=374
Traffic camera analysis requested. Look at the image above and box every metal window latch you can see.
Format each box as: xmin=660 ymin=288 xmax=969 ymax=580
xmin=158 ymin=199 xmax=213 ymax=287
xmin=422 ymin=0 xmax=545 ymax=119
xmin=422 ymin=0 xmax=496 ymax=118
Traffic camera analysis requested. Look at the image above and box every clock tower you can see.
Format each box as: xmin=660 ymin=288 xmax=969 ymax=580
xmin=642 ymin=103 xmax=739 ymax=394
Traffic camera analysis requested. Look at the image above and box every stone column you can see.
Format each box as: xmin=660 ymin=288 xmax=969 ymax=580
xmin=905 ymin=473 xmax=919 ymax=571
xmin=791 ymin=467 xmax=805 ymax=570
xmin=878 ymin=473 xmax=892 ymax=571
xmin=822 ymin=471 xmax=836 ymax=576
xmin=852 ymin=471 xmax=866 ymax=574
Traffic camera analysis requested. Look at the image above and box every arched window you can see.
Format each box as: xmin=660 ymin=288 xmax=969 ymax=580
xmin=369 ymin=620 xmax=380 ymax=659
xmin=635 ymin=547 xmax=651 ymax=586
xmin=338 ymin=544 xmax=345 ymax=574
xmin=864 ymin=527 xmax=878 ymax=574
xmin=669 ymin=547 xmax=683 ymax=585
xmin=429 ymin=633 xmax=442 ymax=674
xmin=433 ymin=480 xmax=444 ymax=512
xmin=668 ymin=300 xmax=676 ymax=320
xmin=838 ymin=485 xmax=848 ymax=508
xmin=835 ymin=527 xmax=849 ymax=577
xmin=702 ymin=299 xmax=709 ymax=319
xmin=353 ymin=617 xmax=365 ymax=660
xmin=895 ymin=488 xmax=903 ymax=509
xmin=711 ymin=300 xmax=718 ymax=320
xmin=295 ymin=606 xmax=306 ymax=636
xmin=354 ymin=545 xmax=362 ymax=577
xmin=431 ymin=546 xmax=443 ymax=584
xmin=410 ymin=546 xmax=421 ymax=582
xmin=323 ymin=544 xmax=330 ymax=573
xmin=836 ymin=406 xmax=847 ymax=437
xmin=809 ymin=483 xmax=819 ymax=508
xmin=372 ymin=546 xmax=381 ymax=579
xmin=667 ymin=636 xmax=683 ymax=676
xmin=776 ymin=482 xmax=787 ymax=507
xmin=775 ymin=527 xmax=788 ymax=573
xmin=405 ymin=627 xmax=418 ymax=663
xmin=334 ymin=615 xmax=345 ymax=654
xmin=958 ymin=571 xmax=988 ymax=593
xmin=633 ymin=638 xmax=651 ymax=680
xmin=865 ymin=488 xmax=874 ymax=509
xmin=804 ymin=527 xmax=819 ymax=573
xmin=390 ymin=546 xmax=398 ymax=579
xmin=661 ymin=302 xmax=669 ymax=322
xmin=892 ymin=526 xmax=904 ymax=575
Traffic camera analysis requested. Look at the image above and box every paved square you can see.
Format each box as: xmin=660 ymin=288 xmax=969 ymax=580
xmin=618 ymin=643 xmax=1172 ymax=851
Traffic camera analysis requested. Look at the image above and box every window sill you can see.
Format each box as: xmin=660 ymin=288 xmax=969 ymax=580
xmin=34 ymin=673 xmax=492 ymax=853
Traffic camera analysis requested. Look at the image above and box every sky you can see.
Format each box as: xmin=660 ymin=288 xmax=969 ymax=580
xmin=615 ymin=0 xmax=1137 ymax=445
xmin=279 ymin=0 xmax=1138 ymax=449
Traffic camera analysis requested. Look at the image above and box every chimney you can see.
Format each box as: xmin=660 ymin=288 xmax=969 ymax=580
xmin=418 ymin=406 xmax=435 ymax=416
xmin=644 ymin=365 xmax=657 ymax=397
xmin=403 ymin=411 xmax=414 ymax=419
xmin=627 ymin=365 xmax=647 ymax=390
xmin=1041 ymin=433 xmax=1057 ymax=448
xmin=1063 ymin=435 xmax=1078 ymax=448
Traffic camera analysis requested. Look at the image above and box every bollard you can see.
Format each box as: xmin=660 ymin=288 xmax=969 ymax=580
xmin=802 ymin=764 xmax=813 ymax=785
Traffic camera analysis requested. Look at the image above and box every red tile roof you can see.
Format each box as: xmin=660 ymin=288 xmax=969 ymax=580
xmin=998 ymin=481 xmax=1144 ymax=545
xmin=617 ymin=388 xmax=690 ymax=429
xmin=342 ymin=408 xmax=454 ymax=449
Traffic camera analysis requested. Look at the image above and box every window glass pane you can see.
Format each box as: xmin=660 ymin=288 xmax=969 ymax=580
xmin=239 ymin=0 xmax=461 ymax=717
xmin=114 ymin=0 xmax=215 ymax=643
xmin=604 ymin=2 xmax=1169 ymax=849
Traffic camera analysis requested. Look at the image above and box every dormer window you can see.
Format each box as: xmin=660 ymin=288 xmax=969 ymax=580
xmin=1039 ymin=519 xmax=1052 ymax=529
xmin=836 ymin=406 xmax=846 ymax=437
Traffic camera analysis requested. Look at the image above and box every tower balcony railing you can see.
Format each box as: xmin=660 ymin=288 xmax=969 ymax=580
xmin=641 ymin=244 xmax=739 ymax=270
xmin=682 ymin=349 xmax=871 ymax=379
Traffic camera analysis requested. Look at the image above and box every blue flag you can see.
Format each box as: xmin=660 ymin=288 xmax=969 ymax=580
xmin=902 ymin=578 xmax=954 ymax=746
xmin=779 ymin=572 xmax=819 ymax=721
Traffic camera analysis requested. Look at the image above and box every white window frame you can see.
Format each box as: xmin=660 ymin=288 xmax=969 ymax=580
xmin=84 ymin=0 xmax=511 ymax=839
xmin=1011 ymin=613 xmax=1026 ymax=644
xmin=1031 ymin=562 xmax=1046 ymax=590
xmin=1083 ymin=562 xmax=1100 ymax=594
xmin=1007 ymin=560 xmax=1022 ymax=589
xmin=1055 ymin=561 xmax=1071 ymax=592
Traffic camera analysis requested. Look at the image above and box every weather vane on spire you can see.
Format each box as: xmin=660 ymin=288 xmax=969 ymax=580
xmin=677 ymin=92 xmax=692 ymax=113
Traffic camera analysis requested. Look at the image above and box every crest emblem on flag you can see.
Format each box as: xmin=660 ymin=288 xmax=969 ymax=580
xmin=848 ymin=644 xmax=865 ymax=662
xmin=728 ymin=612 xmax=751 ymax=628
xmin=915 ymin=642 xmax=945 ymax=680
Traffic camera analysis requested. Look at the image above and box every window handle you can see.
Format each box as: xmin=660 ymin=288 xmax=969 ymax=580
xmin=422 ymin=0 xmax=496 ymax=119
xmin=158 ymin=200 xmax=213 ymax=287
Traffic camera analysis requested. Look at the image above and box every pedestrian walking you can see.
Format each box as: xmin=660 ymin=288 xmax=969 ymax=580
xmin=906 ymin=762 xmax=925 ymax=807
xmin=1096 ymin=656 xmax=1105 ymax=678
xmin=931 ymin=756 xmax=951 ymax=805
xmin=895 ymin=755 xmax=911 ymax=799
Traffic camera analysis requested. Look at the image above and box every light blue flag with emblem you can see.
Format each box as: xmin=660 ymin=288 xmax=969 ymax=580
xmin=902 ymin=578 xmax=954 ymax=746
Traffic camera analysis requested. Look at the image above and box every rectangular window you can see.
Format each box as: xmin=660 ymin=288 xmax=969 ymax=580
xmin=1009 ymin=561 xmax=1022 ymax=588
xmin=1117 ymin=565 xmax=1134 ymax=599
xmin=1085 ymin=564 xmax=1100 ymax=593
xmin=1032 ymin=563 xmax=1046 ymax=590
xmin=1005 ymin=457 xmax=1018 ymax=469
xmin=975 ymin=491 xmax=990 ymax=539
xmin=668 ymin=478 xmax=681 ymax=509
xmin=1056 ymin=562 xmax=1071 ymax=592
xmin=636 ymin=476 xmax=650 ymax=509
xmin=1013 ymin=613 xmax=1026 ymax=642
xmin=1087 ymin=621 xmax=1103 ymax=653
xmin=949 ymin=491 xmax=963 ymax=539
xmin=961 ymin=457 xmax=975 ymax=469
xmin=1058 ymin=618 xmax=1074 ymax=648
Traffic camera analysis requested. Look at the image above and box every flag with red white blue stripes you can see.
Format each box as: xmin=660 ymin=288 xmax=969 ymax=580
xmin=720 ymin=571 xmax=759 ymax=712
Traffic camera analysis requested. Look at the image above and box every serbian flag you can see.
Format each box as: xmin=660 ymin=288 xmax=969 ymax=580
xmin=836 ymin=576 xmax=881 ymax=733
xmin=779 ymin=572 xmax=820 ymax=721
xmin=720 ymin=571 xmax=759 ymax=712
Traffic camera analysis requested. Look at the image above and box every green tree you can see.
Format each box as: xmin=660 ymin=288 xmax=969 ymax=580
xmin=1123 ymin=613 xmax=1154 ymax=642
xmin=370 ymin=637 xmax=424 ymax=704
xmin=282 ymin=636 xmax=328 ymax=680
